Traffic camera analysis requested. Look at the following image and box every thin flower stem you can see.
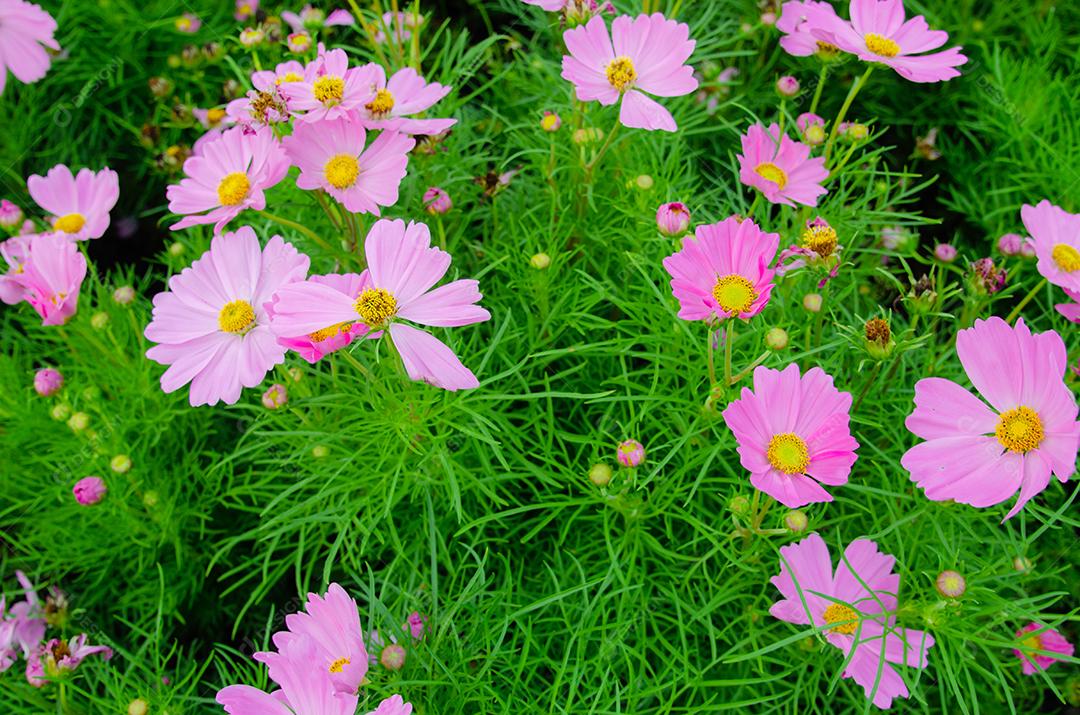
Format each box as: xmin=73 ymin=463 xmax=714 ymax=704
xmin=706 ymin=328 xmax=717 ymax=387
xmin=1005 ymin=277 xmax=1048 ymax=324
xmin=730 ymin=350 xmax=772 ymax=386
xmin=585 ymin=117 xmax=621 ymax=175
xmin=724 ymin=320 xmax=735 ymax=386
xmin=824 ymin=65 xmax=873 ymax=163
xmin=256 ymin=210 xmax=333 ymax=254
xmin=852 ymin=361 xmax=882 ymax=412
xmin=809 ymin=64 xmax=829 ymax=116
xmin=746 ymin=193 xmax=762 ymax=220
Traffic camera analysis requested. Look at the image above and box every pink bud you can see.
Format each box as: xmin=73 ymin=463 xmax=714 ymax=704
xmin=934 ymin=243 xmax=957 ymax=263
xmin=656 ymin=202 xmax=691 ymax=237
xmin=0 ymin=199 xmax=23 ymax=228
xmin=423 ymin=187 xmax=452 ymax=215
xmin=616 ymin=439 xmax=645 ymax=468
xmin=34 ymin=369 xmax=63 ymax=396
xmin=776 ymin=76 xmax=800 ymax=98
xmin=997 ymin=233 xmax=1023 ymax=256
xmin=406 ymin=611 xmax=426 ymax=639
xmin=73 ymin=476 xmax=107 ymax=506
xmin=261 ymin=383 xmax=287 ymax=409
xmin=380 ymin=643 xmax=406 ymax=671
xmin=540 ymin=111 xmax=562 ymax=132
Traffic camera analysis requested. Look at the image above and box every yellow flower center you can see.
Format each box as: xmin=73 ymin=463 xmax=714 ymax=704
xmin=995 ymin=406 xmax=1044 ymax=454
xmin=308 ymin=322 xmax=352 ymax=342
xmin=605 ymin=56 xmax=637 ymax=92
xmin=277 ymin=72 xmax=304 ymax=84
xmin=217 ymin=172 xmax=251 ymax=206
xmin=822 ymin=603 xmax=858 ymax=635
xmin=712 ymin=274 xmax=758 ymax=315
xmin=865 ymin=33 xmax=900 ymax=58
xmin=354 ymin=288 xmax=397 ymax=327
xmin=1020 ymin=634 xmax=1043 ymax=652
xmin=802 ymin=224 xmax=838 ymax=258
xmin=324 ymin=154 xmax=360 ymax=189
xmin=218 ymin=299 xmax=256 ymax=334
xmin=207 ymin=108 xmax=227 ymax=125
xmin=313 ymin=75 xmax=345 ymax=105
xmin=176 ymin=17 xmax=192 ymax=31
xmin=755 ymin=162 xmax=788 ymax=190
xmin=54 ymin=213 xmax=86 ymax=234
xmin=815 ymin=41 xmax=840 ymax=59
xmin=766 ymin=433 xmax=810 ymax=474
xmin=366 ymin=88 xmax=395 ymax=117
xmin=1051 ymin=243 xmax=1080 ymax=272
xmin=328 ymin=657 xmax=350 ymax=674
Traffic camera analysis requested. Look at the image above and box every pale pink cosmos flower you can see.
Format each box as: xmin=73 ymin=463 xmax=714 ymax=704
xmin=267 ymin=273 xmax=368 ymax=363
xmin=0 ymin=0 xmax=59 ymax=96
xmin=166 ymin=126 xmax=289 ymax=233
xmin=26 ymin=634 xmax=112 ymax=687
xmin=13 ymin=234 xmax=87 ymax=326
xmin=282 ymin=5 xmax=354 ymax=33
xmin=0 ymin=571 xmax=46 ymax=671
xmin=282 ymin=115 xmax=414 ymax=215
xmin=225 ymin=61 xmax=305 ymax=127
xmin=357 ymin=66 xmax=457 ymax=136
xmin=234 ymin=0 xmax=259 ymax=22
xmin=738 ymin=123 xmax=828 ymax=207
xmin=270 ymin=219 xmax=491 ymax=391
xmin=1055 ymin=288 xmax=1080 ymax=324
xmin=521 ymin=0 xmax=565 ymax=10
xmin=723 ymin=363 xmax=858 ymax=508
xmin=368 ymin=695 xmax=413 ymax=715
xmin=807 ymin=0 xmax=967 ymax=83
xmin=144 ymin=226 xmax=310 ymax=407
xmin=661 ymin=216 xmax=779 ymax=322
xmin=770 ymin=533 xmax=934 ymax=709
xmin=776 ymin=1 xmax=840 ymax=58
xmin=0 ymin=234 xmax=33 ymax=305
xmin=405 ymin=612 xmax=425 ymax=640
xmin=561 ymin=14 xmax=697 ymax=132
xmin=175 ymin=12 xmax=201 ymax=33
xmin=1021 ymin=200 xmax=1080 ymax=293
xmin=1013 ymin=623 xmax=1074 ymax=675
xmin=279 ymin=48 xmax=377 ymax=124
xmin=902 ymin=317 xmax=1079 ymax=520
xmin=27 ymin=165 xmax=119 ymax=241
xmin=192 ymin=107 xmax=228 ymax=130
xmin=372 ymin=11 xmax=422 ymax=45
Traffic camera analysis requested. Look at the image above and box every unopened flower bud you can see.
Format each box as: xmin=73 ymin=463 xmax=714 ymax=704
xmin=91 ymin=312 xmax=110 ymax=330
xmin=423 ymin=187 xmax=452 ymax=215
xmin=728 ymin=495 xmax=751 ymax=516
xmin=935 ymin=570 xmax=966 ymax=598
xmin=997 ymin=233 xmax=1023 ymax=256
xmin=802 ymin=293 xmax=823 ymax=313
xmin=530 ymin=252 xmax=551 ymax=270
xmin=51 ymin=404 xmax=71 ymax=421
xmin=380 ymin=643 xmax=406 ymax=671
xmin=34 ymin=368 xmax=63 ymax=396
xmin=540 ymin=111 xmax=561 ymax=132
xmin=803 ymin=124 xmax=826 ymax=145
xmin=239 ymin=27 xmax=265 ymax=46
xmin=111 ymin=454 xmax=132 ymax=474
xmin=0 ymin=199 xmax=23 ymax=228
xmin=615 ymin=439 xmax=645 ymax=468
xmin=1013 ymin=556 xmax=1032 ymax=573
xmin=113 ymin=285 xmax=136 ymax=305
xmin=588 ymin=463 xmax=612 ymax=487
xmin=73 ymin=476 xmax=107 ymax=506
xmin=776 ymin=76 xmax=800 ymax=98
xmin=312 ymin=445 xmax=329 ymax=459
xmin=287 ymin=32 xmax=312 ymax=53
xmin=143 ymin=490 xmax=160 ymax=508
xmin=784 ymin=509 xmax=808 ymax=533
xmin=634 ymin=174 xmax=654 ymax=190
xmin=128 ymin=699 xmax=149 ymax=715
xmin=406 ymin=611 xmax=426 ymax=639
xmin=864 ymin=318 xmax=894 ymax=360
xmin=168 ymin=241 xmax=186 ymax=257
xmin=68 ymin=411 xmax=90 ymax=432
xmin=656 ymin=202 xmax=691 ymax=237
xmin=934 ymin=243 xmax=957 ymax=263
xmin=262 ymin=383 xmax=287 ymax=409
xmin=765 ymin=327 xmax=789 ymax=351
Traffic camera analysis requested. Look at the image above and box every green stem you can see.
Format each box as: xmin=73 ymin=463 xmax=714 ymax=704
xmin=809 ymin=64 xmax=829 ymax=116
xmin=1005 ymin=277 xmax=1048 ymax=324
xmin=852 ymin=361 xmax=882 ymax=412
xmin=706 ymin=328 xmax=717 ymax=387
xmin=730 ymin=350 xmax=772 ymax=386
xmin=824 ymin=65 xmax=874 ymax=163
xmin=584 ymin=117 xmax=622 ymax=176
xmin=256 ymin=210 xmax=334 ymax=255
xmin=746 ymin=192 xmax=762 ymax=220
xmin=723 ymin=321 xmax=735 ymax=386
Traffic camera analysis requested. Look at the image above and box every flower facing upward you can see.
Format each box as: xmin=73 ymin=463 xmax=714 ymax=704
xmin=723 ymin=363 xmax=858 ymax=508
xmin=279 ymin=48 xmax=378 ymax=123
xmin=12 ymin=234 xmax=87 ymax=326
xmin=356 ymin=66 xmax=457 ymax=136
xmin=770 ymin=534 xmax=934 ymax=709
xmin=27 ymin=634 xmax=113 ymax=686
xmin=662 ymin=216 xmax=779 ymax=322
xmin=27 ymin=165 xmax=120 ymax=241
xmin=561 ymin=13 xmax=698 ymax=132
xmin=234 ymin=0 xmax=258 ymax=22
xmin=901 ymin=317 xmax=1079 ymax=520
xmin=269 ymin=219 xmax=491 ymax=391
xmin=167 ymin=127 xmax=290 ymax=234
xmin=0 ymin=0 xmax=59 ymax=96
xmin=144 ymin=226 xmax=310 ymax=407
xmin=738 ymin=123 xmax=828 ymax=207
xmin=1013 ymin=623 xmax=1074 ymax=676
xmin=283 ymin=114 xmax=414 ymax=215
xmin=1021 ymin=200 xmax=1080 ymax=293
xmin=807 ymin=0 xmax=967 ymax=83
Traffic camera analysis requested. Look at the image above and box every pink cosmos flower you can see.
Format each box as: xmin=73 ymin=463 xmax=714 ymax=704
xmin=167 ymin=127 xmax=289 ymax=233
xmin=901 ymin=317 xmax=1080 ymax=520
xmin=269 ymin=219 xmax=491 ymax=391
xmin=522 ymin=0 xmax=565 ymax=10
xmin=776 ymin=1 xmax=840 ymax=57
xmin=807 ymin=0 xmax=967 ymax=83
xmin=225 ymin=61 xmax=305 ymax=127
xmin=405 ymin=612 xmax=425 ymax=640
xmin=723 ymin=363 xmax=858 ymax=508
xmin=1055 ymin=288 xmax=1080 ymax=323
xmin=144 ymin=226 xmax=310 ymax=407
xmin=282 ymin=115 xmax=414 ymax=215
xmin=13 ymin=234 xmax=87 ymax=326
xmin=234 ymin=0 xmax=258 ymax=22
xmin=0 ymin=0 xmax=59 ymax=96
xmin=26 ymin=634 xmax=112 ymax=687
xmin=0 ymin=571 xmax=46 ymax=671
xmin=27 ymin=165 xmax=119 ymax=241
xmin=661 ymin=216 xmax=779 ymax=322
xmin=1021 ymin=200 xmax=1080 ymax=293
xmin=0 ymin=198 xmax=23 ymax=227
xmin=368 ymin=695 xmax=412 ymax=715
xmin=356 ymin=66 xmax=457 ymax=136
xmin=372 ymin=11 xmax=422 ymax=45
xmin=282 ymin=5 xmax=353 ymax=33
xmin=193 ymin=107 xmax=228 ymax=130
xmin=561 ymin=14 xmax=697 ymax=132
xmin=1013 ymin=623 xmax=1074 ymax=675
xmin=770 ymin=534 xmax=934 ymax=709
xmin=267 ymin=273 xmax=368 ymax=363
xmin=279 ymin=48 xmax=377 ymax=124
xmin=777 ymin=216 xmax=843 ymax=287
xmin=738 ymin=123 xmax=828 ymax=207
xmin=175 ymin=13 xmax=201 ymax=33
xmin=0 ymin=234 xmax=32 ymax=305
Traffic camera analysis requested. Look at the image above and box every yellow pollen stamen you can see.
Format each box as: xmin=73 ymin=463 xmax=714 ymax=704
xmin=755 ymin=162 xmax=788 ymax=190
xmin=324 ymin=154 xmax=360 ymax=190
xmin=712 ymin=274 xmax=758 ymax=315
xmin=354 ymin=288 xmax=397 ymax=327
xmin=277 ymin=72 xmax=304 ymax=85
xmin=1051 ymin=243 xmax=1080 ymax=272
xmin=802 ymin=225 xmax=838 ymax=258
xmin=995 ymin=406 xmax=1044 ymax=454
xmin=218 ymin=299 xmax=256 ymax=334
xmin=605 ymin=56 xmax=637 ymax=92
xmin=313 ymin=75 xmax=345 ymax=105
xmin=1020 ymin=634 xmax=1042 ymax=652
xmin=328 ymin=657 xmax=350 ymax=674
xmin=815 ymin=40 xmax=840 ymax=58
xmin=822 ymin=603 xmax=859 ymax=635
xmin=766 ymin=433 xmax=810 ymax=474
xmin=366 ymin=88 xmax=395 ymax=117
xmin=308 ymin=322 xmax=352 ymax=342
xmin=865 ymin=33 xmax=900 ymax=58
xmin=217 ymin=172 xmax=251 ymax=206
xmin=54 ymin=213 xmax=86 ymax=234
xmin=207 ymin=108 xmax=227 ymax=125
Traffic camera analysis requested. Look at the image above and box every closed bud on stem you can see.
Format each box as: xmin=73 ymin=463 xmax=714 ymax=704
xmin=863 ymin=318 xmax=894 ymax=360
xmin=588 ymin=463 xmax=612 ymax=487
xmin=783 ymin=509 xmax=808 ymax=532
xmin=765 ymin=327 xmax=789 ymax=351
xmin=935 ymin=570 xmax=966 ymax=598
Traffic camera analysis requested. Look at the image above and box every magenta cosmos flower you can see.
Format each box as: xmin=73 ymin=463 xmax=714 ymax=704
xmin=356 ymin=66 xmax=457 ymax=136
xmin=145 ymin=226 xmax=309 ymax=407
xmin=27 ymin=634 xmax=112 ymax=687
xmin=282 ymin=115 xmax=414 ymax=215
xmin=167 ymin=127 xmax=289 ymax=233
xmin=770 ymin=534 xmax=934 ymax=709
xmin=270 ymin=219 xmax=491 ymax=391
xmin=0 ymin=571 xmax=46 ymax=671
xmin=561 ymin=14 xmax=697 ymax=132
xmin=807 ymin=0 xmax=967 ymax=83
xmin=1021 ymin=200 xmax=1080 ymax=293
xmin=902 ymin=317 xmax=1079 ymax=520
xmin=72 ymin=476 xmax=107 ymax=505
xmin=27 ymin=165 xmax=119 ymax=241
xmin=1013 ymin=623 xmax=1074 ymax=676
xmin=267 ymin=273 xmax=368 ymax=363
xmin=723 ymin=363 xmax=858 ymax=508
xmin=0 ymin=0 xmax=59 ymax=96
xmin=13 ymin=234 xmax=87 ymax=326
xmin=662 ymin=216 xmax=779 ymax=322
xmin=738 ymin=123 xmax=828 ymax=207
xmin=280 ymin=48 xmax=377 ymax=124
